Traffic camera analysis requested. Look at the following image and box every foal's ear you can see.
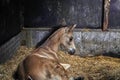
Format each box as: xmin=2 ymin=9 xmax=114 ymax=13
xmin=68 ymin=24 xmax=77 ymax=32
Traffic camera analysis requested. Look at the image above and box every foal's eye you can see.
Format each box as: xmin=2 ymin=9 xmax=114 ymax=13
xmin=69 ymin=37 xmax=73 ymax=42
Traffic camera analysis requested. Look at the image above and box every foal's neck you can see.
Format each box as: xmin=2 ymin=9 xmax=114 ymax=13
xmin=44 ymin=40 xmax=60 ymax=52
xmin=41 ymin=28 xmax=64 ymax=53
xmin=41 ymin=35 xmax=61 ymax=53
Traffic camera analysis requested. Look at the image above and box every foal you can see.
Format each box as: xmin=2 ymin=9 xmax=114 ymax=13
xmin=13 ymin=25 xmax=76 ymax=80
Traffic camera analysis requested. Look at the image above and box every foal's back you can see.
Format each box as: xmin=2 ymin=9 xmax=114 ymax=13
xmin=14 ymin=48 xmax=69 ymax=80
xmin=25 ymin=54 xmax=68 ymax=80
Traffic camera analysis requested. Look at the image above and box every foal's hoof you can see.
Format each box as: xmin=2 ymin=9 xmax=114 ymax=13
xmin=75 ymin=76 xmax=84 ymax=80
xmin=69 ymin=76 xmax=84 ymax=80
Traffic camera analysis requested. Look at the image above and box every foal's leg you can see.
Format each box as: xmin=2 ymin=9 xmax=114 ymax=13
xmin=13 ymin=62 xmax=25 ymax=80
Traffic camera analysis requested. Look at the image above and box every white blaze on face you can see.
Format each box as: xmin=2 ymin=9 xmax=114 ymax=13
xmin=71 ymin=41 xmax=76 ymax=50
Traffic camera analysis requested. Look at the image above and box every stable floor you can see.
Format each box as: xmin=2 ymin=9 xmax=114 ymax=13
xmin=0 ymin=46 xmax=120 ymax=80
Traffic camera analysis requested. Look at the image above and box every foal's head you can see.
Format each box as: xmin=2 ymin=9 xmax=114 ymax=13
xmin=60 ymin=24 xmax=76 ymax=55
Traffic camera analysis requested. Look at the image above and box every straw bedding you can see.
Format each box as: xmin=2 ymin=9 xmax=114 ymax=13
xmin=0 ymin=46 xmax=120 ymax=80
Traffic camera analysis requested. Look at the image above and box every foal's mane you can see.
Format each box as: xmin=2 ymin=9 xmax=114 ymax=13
xmin=35 ymin=26 xmax=66 ymax=48
xmin=48 ymin=27 xmax=65 ymax=40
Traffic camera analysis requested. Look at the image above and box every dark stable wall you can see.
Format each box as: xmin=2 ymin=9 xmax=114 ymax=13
xmin=24 ymin=0 xmax=120 ymax=29
xmin=24 ymin=0 xmax=103 ymax=28
xmin=0 ymin=0 xmax=23 ymax=46
xmin=109 ymin=0 xmax=120 ymax=29
xmin=0 ymin=0 xmax=120 ymax=47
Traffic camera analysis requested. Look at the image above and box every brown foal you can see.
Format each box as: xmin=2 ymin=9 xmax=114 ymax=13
xmin=13 ymin=24 xmax=76 ymax=80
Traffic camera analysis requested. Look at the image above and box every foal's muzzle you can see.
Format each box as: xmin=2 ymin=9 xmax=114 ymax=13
xmin=68 ymin=48 xmax=76 ymax=55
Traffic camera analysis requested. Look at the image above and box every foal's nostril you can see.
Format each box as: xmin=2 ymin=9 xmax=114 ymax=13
xmin=68 ymin=48 xmax=76 ymax=55
xmin=72 ymin=49 xmax=75 ymax=54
